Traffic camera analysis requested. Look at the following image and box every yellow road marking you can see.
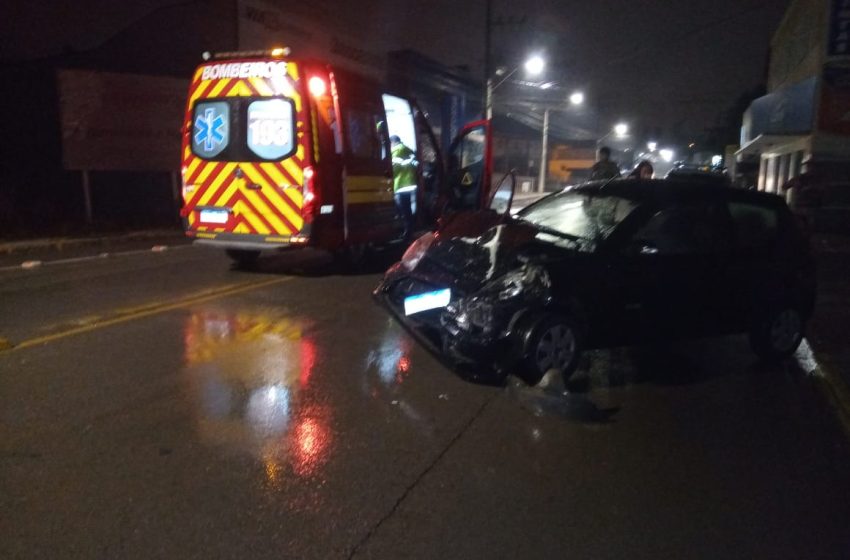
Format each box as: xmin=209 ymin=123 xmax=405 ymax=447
xmin=1 ymin=277 xmax=292 ymax=353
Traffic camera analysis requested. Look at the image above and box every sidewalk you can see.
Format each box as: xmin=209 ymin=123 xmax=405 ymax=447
xmin=0 ymin=228 xmax=188 ymax=268
xmin=807 ymin=234 xmax=850 ymax=432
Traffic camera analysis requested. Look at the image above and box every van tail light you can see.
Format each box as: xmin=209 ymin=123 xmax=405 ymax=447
xmin=302 ymin=166 xmax=317 ymax=223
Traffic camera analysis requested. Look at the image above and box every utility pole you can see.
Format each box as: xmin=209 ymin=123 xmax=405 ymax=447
xmin=538 ymin=108 xmax=549 ymax=193
xmin=484 ymin=0 xmax=492 ymax=119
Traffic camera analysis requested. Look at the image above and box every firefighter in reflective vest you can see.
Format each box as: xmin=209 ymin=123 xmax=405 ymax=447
xmin=391 ymin=135 xmax=417 ymax=240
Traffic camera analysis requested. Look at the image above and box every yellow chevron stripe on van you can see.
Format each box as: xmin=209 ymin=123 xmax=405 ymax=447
xmin=261 ymin=163 xmax=288 ymax=187
xmin=232 ymin=199 xmax=271 ymax=235
xmin=240 ymin=165 xmax=302 ymax=230
xmin=287 ymin=64 xmax=300 ymax=81
xmin=189 ymin=80 xmax=214 ymax=104
xmin=184 ymin=158 xmax=202 ymax=181
xmin=346 ymin=176 xmax=392 ymax=191
xmin=194 ymin=162 xmax=221 ymax=189
xmin=249 ymin=77 xmax=274 ymax=96
xmin=281 ymin=159 xmax=304 ymax=184
xmin=197 ymin=163 xmax=237 ymax=207
xmin=207 ymin=78 xmax=232 ymax=98
xmin=348 ymin=191 xmax=395 ymax=204
xmin=261 ymin=182 xmax=303 ymax=228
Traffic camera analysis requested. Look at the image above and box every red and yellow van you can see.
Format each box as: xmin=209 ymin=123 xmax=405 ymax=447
xmin=180 ymin=49 xmax=497 ymax=265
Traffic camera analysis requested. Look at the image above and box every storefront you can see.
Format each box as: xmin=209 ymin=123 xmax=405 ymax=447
xmin=737 ymin=0 xmax=850 ymax=196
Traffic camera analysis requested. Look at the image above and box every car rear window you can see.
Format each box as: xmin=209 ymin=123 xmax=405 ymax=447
xmin=192 ymin=96 xmax=297 ymax=162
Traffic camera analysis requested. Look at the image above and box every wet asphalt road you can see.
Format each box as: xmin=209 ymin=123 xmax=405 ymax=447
xmin=1 ymin=245 xmax=849 ymax=559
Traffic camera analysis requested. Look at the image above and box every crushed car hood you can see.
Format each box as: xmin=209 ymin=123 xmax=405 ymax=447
xmin=418 ymin=215 xmax=555 ymax=293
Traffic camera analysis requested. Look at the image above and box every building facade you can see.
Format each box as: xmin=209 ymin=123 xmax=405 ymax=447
xmin=737 ymin=0 xmax=850 ymax=194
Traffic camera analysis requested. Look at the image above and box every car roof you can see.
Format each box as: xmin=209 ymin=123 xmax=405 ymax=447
xmin=568 ymin=179 xmax=784 ymax=207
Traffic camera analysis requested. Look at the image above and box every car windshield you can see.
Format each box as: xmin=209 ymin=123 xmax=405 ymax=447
xmin=517 ymin=192 xmax=639 ymax=250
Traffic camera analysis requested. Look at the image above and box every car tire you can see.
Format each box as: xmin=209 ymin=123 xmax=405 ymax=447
xmin=749 ymin=306 xmax=805 ymax=362
xmin=226 ymin=249 xmax=260 ymax=268
xmin=520 ymin=314 xmax=582 ymax=386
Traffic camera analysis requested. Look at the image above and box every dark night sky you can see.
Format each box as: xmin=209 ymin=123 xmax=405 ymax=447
xmin=2 ymin=0 xmax=792 ymax=139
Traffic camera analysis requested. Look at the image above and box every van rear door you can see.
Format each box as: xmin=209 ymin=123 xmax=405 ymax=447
xmin=182 ymin=60 xmax=309 ymax=243
xmin=335 ymin=76 xmax=398 ymax=244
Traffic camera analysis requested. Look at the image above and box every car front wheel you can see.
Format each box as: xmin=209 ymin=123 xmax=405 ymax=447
xmin=750 ymin=306 xmax=805 ymax=362
xmin=520 ymin=314 xmax=582 ymax=386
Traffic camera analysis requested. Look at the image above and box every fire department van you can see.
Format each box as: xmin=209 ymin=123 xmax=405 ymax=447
xmin=180 ymin=49 xmax=499 ymax=266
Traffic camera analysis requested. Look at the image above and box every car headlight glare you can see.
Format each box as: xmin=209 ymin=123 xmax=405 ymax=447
xmin=401 ymin=232 xmax=435 ymax=271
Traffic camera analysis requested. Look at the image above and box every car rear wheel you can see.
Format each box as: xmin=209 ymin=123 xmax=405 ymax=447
xmin=750 ymin=306 xmax=804 ymax=362
xmin=520 ymin=315 xmax=582 ymax=386
xmin=225 ymin=249 xmax=260 ymax=268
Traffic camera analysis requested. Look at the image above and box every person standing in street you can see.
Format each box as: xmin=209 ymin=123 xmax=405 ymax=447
xmin=391 ymin=135 xmax=417 ymax=241
xmin=629 ymin=160 xmax=654 ymax=179
xmin=591 ymin=146 xmax=621 ymax=180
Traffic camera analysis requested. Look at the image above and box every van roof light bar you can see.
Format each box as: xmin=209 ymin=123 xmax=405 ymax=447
xmin=202 ymin=47 xmax=291 ymax=61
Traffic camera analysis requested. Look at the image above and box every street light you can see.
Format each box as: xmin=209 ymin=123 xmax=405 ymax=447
xmin=486 ymin=54 xmax=546 ymax=119
xmin=597 ymin=122 xmax=630 ymax=145
xmin=524 ymin=55 xmax=545 ymax=75
xmin=569 ymin=91 xmax=585 ymax=106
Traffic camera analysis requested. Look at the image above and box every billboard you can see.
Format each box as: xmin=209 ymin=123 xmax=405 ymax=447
xmin=58 ymin=69 xmax=187 ymax=171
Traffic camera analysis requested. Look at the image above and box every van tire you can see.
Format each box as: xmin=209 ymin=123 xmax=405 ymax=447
xmin=333 ymin=243 xmax=369 ymax=272
xmin=226 ymin=249 xmax=261 ymax=268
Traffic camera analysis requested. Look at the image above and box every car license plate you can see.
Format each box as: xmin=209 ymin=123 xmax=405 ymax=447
xmin=199 ymin=209 xmax=229 ymax=224
xmin=404 ymin=288 xmax=451 ymax=316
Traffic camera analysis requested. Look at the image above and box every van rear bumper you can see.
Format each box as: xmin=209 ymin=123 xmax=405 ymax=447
xmin=186 ymin=231 xmax=309 ymax=251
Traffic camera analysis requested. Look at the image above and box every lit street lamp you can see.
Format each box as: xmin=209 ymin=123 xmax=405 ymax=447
xmin=569 ymin=91 xmax=585 ymax=106
xmin=485 ymin=54 xmax=545 ymax=119
xmin=597 ymin=122 xmax=630 ymax=145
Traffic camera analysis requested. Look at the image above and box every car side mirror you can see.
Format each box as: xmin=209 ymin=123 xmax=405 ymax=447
xmin=489 ymin=171 xmax=516 ymax=216
xmin=625 ymin=240 xmax=659 ymax=256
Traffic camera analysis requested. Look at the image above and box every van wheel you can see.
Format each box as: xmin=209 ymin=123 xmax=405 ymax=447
xmin=519 ymin=314 xmax=582 ymax=386
xmin=333 ymin=243 xmax=368 ymax=271
xmin=750 ymin=306 xmax=804 ymax=362
xmin=226 ymin=249 xmax=260 ymax=268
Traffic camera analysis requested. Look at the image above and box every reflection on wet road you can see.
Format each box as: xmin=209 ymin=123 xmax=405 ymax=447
xmin=182 ymin=308 xmax=332 ymax=485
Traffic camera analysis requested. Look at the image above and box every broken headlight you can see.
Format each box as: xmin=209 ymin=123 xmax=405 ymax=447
xmin=485 ymin=264 xmax=550 ymax=301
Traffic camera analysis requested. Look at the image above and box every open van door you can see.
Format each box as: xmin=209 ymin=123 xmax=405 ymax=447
xmin=445 ymin=120 xmax=493 ymax=212
xmin=410 ymin=102 xmax=445 ymax=229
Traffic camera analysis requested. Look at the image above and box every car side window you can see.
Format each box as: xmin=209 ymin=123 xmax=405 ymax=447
xmin=628 ymin=204 xmax=732 ymax=255
xmin=728 ymin=202 xmax=778 ymax=249
xmin=346 ymin=108 xmax=386 ymax=161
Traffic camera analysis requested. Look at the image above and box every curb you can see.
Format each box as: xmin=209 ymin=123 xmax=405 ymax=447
xmin=812 ymin=359 xmax=850 ymax=437
xmin=0 ymin=229 xmax=184 ymax=255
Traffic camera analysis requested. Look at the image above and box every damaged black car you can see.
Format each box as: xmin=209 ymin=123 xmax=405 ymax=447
xmin=374 ymin=177 xmax=816 ymax=386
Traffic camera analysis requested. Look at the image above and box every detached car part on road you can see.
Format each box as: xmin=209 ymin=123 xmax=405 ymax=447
xmin=375 ymin=178 xmax=817 ymax=385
